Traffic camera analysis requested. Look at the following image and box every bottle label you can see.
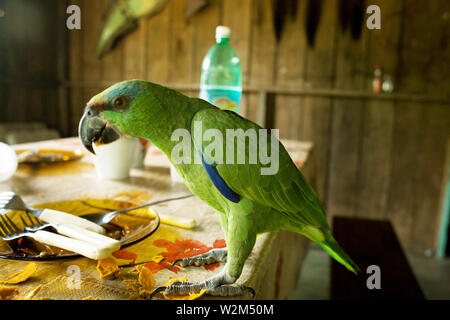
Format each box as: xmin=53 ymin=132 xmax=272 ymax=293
xmin=199 ymin=85 xmax=241 ymax=113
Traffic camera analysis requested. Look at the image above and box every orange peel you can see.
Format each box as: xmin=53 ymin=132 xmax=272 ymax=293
xmin=0 ymin=286 xmax=19 ymax=300
xmin=0 ymin=262 xmax=37 ymax=284
xmin=138 ymin=265 xmax=156 ymax=293
xmin=96 ymin=257 xmax=120 ymax=279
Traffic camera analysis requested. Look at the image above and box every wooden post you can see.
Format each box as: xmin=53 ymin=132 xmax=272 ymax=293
xmin=256 ymin=90 xmax=267 ymax=127
xmin=57 ymin=0 xmax=69 ymax=136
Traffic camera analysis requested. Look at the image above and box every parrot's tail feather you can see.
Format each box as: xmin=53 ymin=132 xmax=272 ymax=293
xmin=319 ymin=237 xmax=360 ymax=275
xmin=303 ymin=226 xmax=360 ymax=275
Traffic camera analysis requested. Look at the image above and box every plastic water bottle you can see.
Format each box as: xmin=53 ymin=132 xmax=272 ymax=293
xmin=199 ymin=26 xmax=242 ymax=114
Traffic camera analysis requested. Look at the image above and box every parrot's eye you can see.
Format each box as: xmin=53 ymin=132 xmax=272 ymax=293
xmin=112 ymin=96 xmax=128 ymax=110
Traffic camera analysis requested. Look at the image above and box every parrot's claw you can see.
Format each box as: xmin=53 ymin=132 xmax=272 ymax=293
xmin=207 ymin=285 xmax=255 ymax=298
xmin=149 ymin=281 xmax=192 ymax=299
xmin=150 ymin=282 xmax=255 ymax=299
xmin=171 ymin=248 xmax=227 ymax=269
xmin=150 ymin=268 xmax=255 ymax=299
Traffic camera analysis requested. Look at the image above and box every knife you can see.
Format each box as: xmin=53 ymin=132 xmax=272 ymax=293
xmin=48 ymin=223 xmax=121 ymax=252
xmin=30 ymin=230 xmax=115 ymax=260
xmin=30 ymin=208 xmax=106 ymax=234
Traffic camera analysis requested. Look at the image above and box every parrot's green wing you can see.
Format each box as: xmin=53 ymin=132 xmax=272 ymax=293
xmin=192 ymin=108 xmax=360 ymax=274
xmin=191 ymin=108 xmax=329 ymax=231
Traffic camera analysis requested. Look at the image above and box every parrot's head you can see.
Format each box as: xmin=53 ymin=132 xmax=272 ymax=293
xmin=79 ymin=80 xmax=164 ymax=154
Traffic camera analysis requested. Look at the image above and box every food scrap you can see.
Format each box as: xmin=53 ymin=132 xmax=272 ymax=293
xmin=0 ymin=262 xmax=37 ymax=284
xmin=0 ymin=286 xmax=19 ymax=300
xmin=151 ymin=255 xmax=164 ymax=263
xmin=147 ymin=207 xmax=197 ymax=230
xmin=125 ymin=281 xmax=142 ymax=293
xmin=138 ymin=264 xmax=156 ymax=294
xmin=0 ymin=284 xmax=46 ymax=300
xmin=96 ymin=257 xmax=120 ymax=279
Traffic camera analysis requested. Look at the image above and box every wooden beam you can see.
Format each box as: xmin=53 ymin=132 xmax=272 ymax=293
xmin=1 ymin=75 xmax=449 ymax=106
xmin=2 ymin=77 xmax=448 ymax=105
xmin=256 ymin=90 xmax=267 ymax=127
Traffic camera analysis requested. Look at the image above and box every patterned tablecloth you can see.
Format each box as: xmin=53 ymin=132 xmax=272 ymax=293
xmin=0 ymin=137 xmax=315 ymax=300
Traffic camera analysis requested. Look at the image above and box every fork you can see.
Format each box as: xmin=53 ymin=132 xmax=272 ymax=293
xmin=19 ymin=211 xmax=121 ymax=252
xmin=0 ymin=191 xmax=105 ymax=234
xmin=0 ymin=213 xmax=114 ymax=260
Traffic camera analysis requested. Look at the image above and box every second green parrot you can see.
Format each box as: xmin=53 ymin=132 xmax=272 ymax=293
xmin=79 ymin=80 xmax=359 ymax=297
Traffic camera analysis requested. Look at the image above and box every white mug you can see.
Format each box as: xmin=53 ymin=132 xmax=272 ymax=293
xmin=93 ymin=135 xmax=139 ymax=180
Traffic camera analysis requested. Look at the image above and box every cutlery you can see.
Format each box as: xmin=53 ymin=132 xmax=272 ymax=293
xmin=20 ymin=210 xmax=120 ymax=251
xmin=0 ymin=191 xmax=106 ymax=234
xmin=0 ymin=213 xmax=112 ymax=260
xmin=80 ymin=194 xmax=195 ymax=229
xmin=16 ymin=148 xmax=38 ymax=163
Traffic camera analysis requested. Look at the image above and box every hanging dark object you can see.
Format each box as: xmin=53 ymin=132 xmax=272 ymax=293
xmin=186 ymin=0 xmax=209 ymax=18
xmin=349 ymin=0 xmax=365 ymax=40
xmin=338 ymin=0 xmax=350 ymax=32
xmin=289 ymin=0 xmax=299 ymax=20
xmin=96 ymin=0 xmax=169 ymax=59
xmin=306 ymin=0 xmax=322 ymax=48
xmin=272 ymin=0 xmax=298 ymax=43
xmin=338 ymin=0 xmax=365 ymax=40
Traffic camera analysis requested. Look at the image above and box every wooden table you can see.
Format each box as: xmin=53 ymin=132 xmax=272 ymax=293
xmin=0 ymin=137 xmax=315 ymax=300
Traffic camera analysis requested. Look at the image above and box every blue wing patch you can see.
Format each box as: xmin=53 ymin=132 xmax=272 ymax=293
xmin=199 ymin=151 xmax=241 ymax=203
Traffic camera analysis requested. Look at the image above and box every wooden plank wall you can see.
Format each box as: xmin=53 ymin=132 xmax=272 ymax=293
xmin=1 ymin=0 xmax=449 ymax=254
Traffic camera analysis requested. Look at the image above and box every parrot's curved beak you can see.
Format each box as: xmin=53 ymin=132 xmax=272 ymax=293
xmin=78 ymin=109 xmax=121 ymax=154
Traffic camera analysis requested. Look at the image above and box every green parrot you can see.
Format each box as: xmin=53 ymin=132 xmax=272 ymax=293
xmin=79 ymin=80 xmax=359 ymax=298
